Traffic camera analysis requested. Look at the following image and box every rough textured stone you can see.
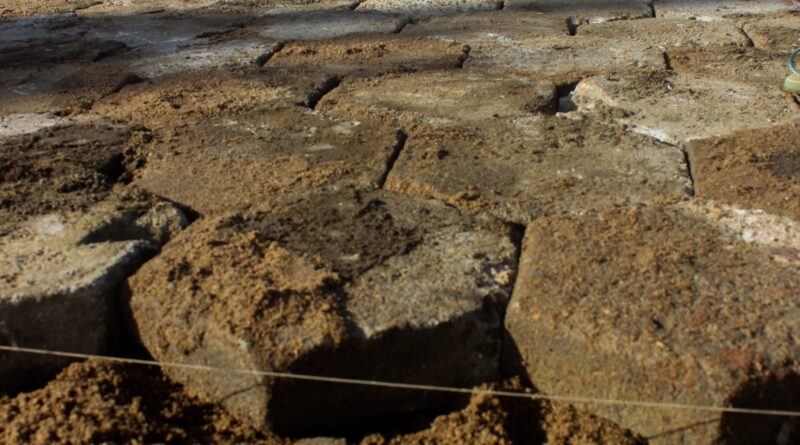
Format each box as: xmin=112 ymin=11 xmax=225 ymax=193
xmin=319 ymin=69 xmax=558 ymax=124
xmin=206 ymin=0 xmax=359 ymax=14
xmin=0 ymin=199 xmax=187 ymax=390
xmin=503 ymin=0 xmax=651 ymax=23
xmin=0 ymin=62 xmax=137 ymax=115
xmin=93 ymin=67 xmax=334 ymax=129
xmin=740 ymin=11 xmax=800 ymax=52
xmin=356 ymin=0 xmax=501 ymax=19
xmin=383 ymin=116 xmax=689 ymax=224
xmin=667 ymin=45 xmax=787 ymax=87
xmin=687 ymin=120 xmax=800 ymax=222
xmin=76 ymin=0 xmax=219 ymax=15
xmin=0 ymin=116 xmax=146 ymax=233
xmin=128 ymin=106 xmax=400 ymax=216
xmin=505 ymin=203 xmax=800 ymax=445
xmin=1 ymin=0 xmax=101 ymax=17
xmin=464 ymin=35 xmax=664 ymax=84
xmin=577 ymin=17 xmax=752 ymax=48
xmin=256 ymin=11 xmax=408 ymax=41
xmin=128 ymin=190 xmax=516 ymax=433
xmin=572 ymin=72 xmax=800 ymax=145
xmin=265 ymin=36 xmax=467 ymax=78
xmin=113 ymin=39 xmax=279 ymax=78
xmin=402 ymin=10 xmax=568 ymax=42
xmin=655 ymin=0 xmax=797 ymax=21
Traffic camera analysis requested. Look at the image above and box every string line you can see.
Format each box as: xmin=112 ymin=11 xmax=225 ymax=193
xmin=2 ymin=344 xmax=799 ymax=418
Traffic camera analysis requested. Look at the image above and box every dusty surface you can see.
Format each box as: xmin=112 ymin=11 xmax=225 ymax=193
xmin=687 ymin=121 xmax=800 ymax=222
xmin=506 ymin=204 xmax=800 ymax=444
xmin=265 ymin=36 xmax=468 ymax=77
xmin=2 ymin=0 xmax=800 ymax=444
xmin=572 ymin=71 xmax=799 ymax=145
xmin=128 ymin=190 xmax=516 ymax=432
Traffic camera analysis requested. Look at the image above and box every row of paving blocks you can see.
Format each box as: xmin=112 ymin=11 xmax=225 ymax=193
xmin=2 ymin=1 xmax=800 ymax=444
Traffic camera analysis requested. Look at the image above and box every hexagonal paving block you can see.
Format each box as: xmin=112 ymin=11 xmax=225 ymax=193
xmin=129 ymin=190 xmax=517 ymax=433
xmin=505 ymin=203 xmax=800 ymax=444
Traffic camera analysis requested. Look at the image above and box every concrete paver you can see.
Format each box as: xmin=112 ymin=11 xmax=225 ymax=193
xmin=655 ymin=0 xmax=798 ymax=21
xmin=506 ymin=203 xmax=800 ymax=444
xmin=0 ymin=199 xmax=187 ymax=390
xmin=128 ymin=107 xmax=401 ymax=216
xmin=356 ymin=0 xmax=501 ymax=19
xmin=381 ymin=116 xmax=690 ymax=224
xmin=687 ymin=121 xmax=800 ymax=223
xmin=740 ymin=11 xmax=800 ymax=52
xmin=464 ymin=35 xmax=665 ymax=84
xmin=572 ymin=72 xmax=799 ymax=145
xmin=504 ymin=0 xmax=651 ymax=24
xmin=402 ymin=10 xmax=568 ymax=42
xmin=256 ymin=10 xmax=409 ymax=41
xmin=667 ymin=46 xmax=787 ymax=87
xmin=129 ymin=190 xmax=516 ymax=433
xmin=577 ymin=17 xmax=752 ymax=48
xmin=265 ymin=35 xmax=467 ymax=77
xmin=319 ymin=69 xmax=557 ymax=123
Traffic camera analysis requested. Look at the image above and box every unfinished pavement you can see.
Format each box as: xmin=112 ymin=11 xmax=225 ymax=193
xmin=1 ymin=0 xmax=800 ymax=444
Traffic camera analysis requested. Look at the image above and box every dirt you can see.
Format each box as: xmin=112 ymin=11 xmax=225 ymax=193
xmin=0 ymin=118 xmax=147 ymax=234
xmin=0 ymin=362 xmax=642 ymax=444
xmin=687 ymin=121 xmax=800 ymax=222
xmin=0 ymin=360 xmax=284 ymax=445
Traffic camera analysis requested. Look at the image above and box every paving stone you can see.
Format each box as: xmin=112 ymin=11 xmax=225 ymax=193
xmin=402 ymin=10 xmax=569 ymax=43
xmin=93 ymin=67 xmax=334 ymax=129
xmin=356 ymin=0 xmax=500 ymax=19
xmin=740 ymin=11 xmax=800 ymax=52
xmin=505 ymin=203 xmax=800 ymax=445
xmin=381 ymin=116 xmax=690 ymax=224
xmin=572 ymin=72 xmax=800 ymax=145
xmin=128 ymin=107 xmax=400 ymax=216
xmin=0 ymin=116 xmax=147 ymax=233
xmin=687 ymin=120 xmax=800 ymax=223
xmin=265 ymin=35 xmax=467 ymax=78
xmin=109 ymin=39 xmax=280 ymax=78
xmin=503 ymin=0 xmax=651 ymax=24
xmin=667 ymin=46 xmax=787 ymax=87
xmin=255 ymin=11 xmax=408 ymax=41
xmin=655 ymin=0 xmax=797 ymax=21
xmin=206 ymin=0 xmax=359 ymax=14
xmin=0 ymin=198 xmax=188 ymax=389
xmin=77 ymin=0 xmax=218 ymax=15
xmin=319 ymin=70 xmax=558 ymax=124
xmin=464 ymin=35 xmax=665 ymax=84
xmin=1 ymin=0 xmax=101 ymax=18
xmin=577 ymin=17 xmax=752 ymax=48
xmin=128 ymin=190 xmax=516 ymax=433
